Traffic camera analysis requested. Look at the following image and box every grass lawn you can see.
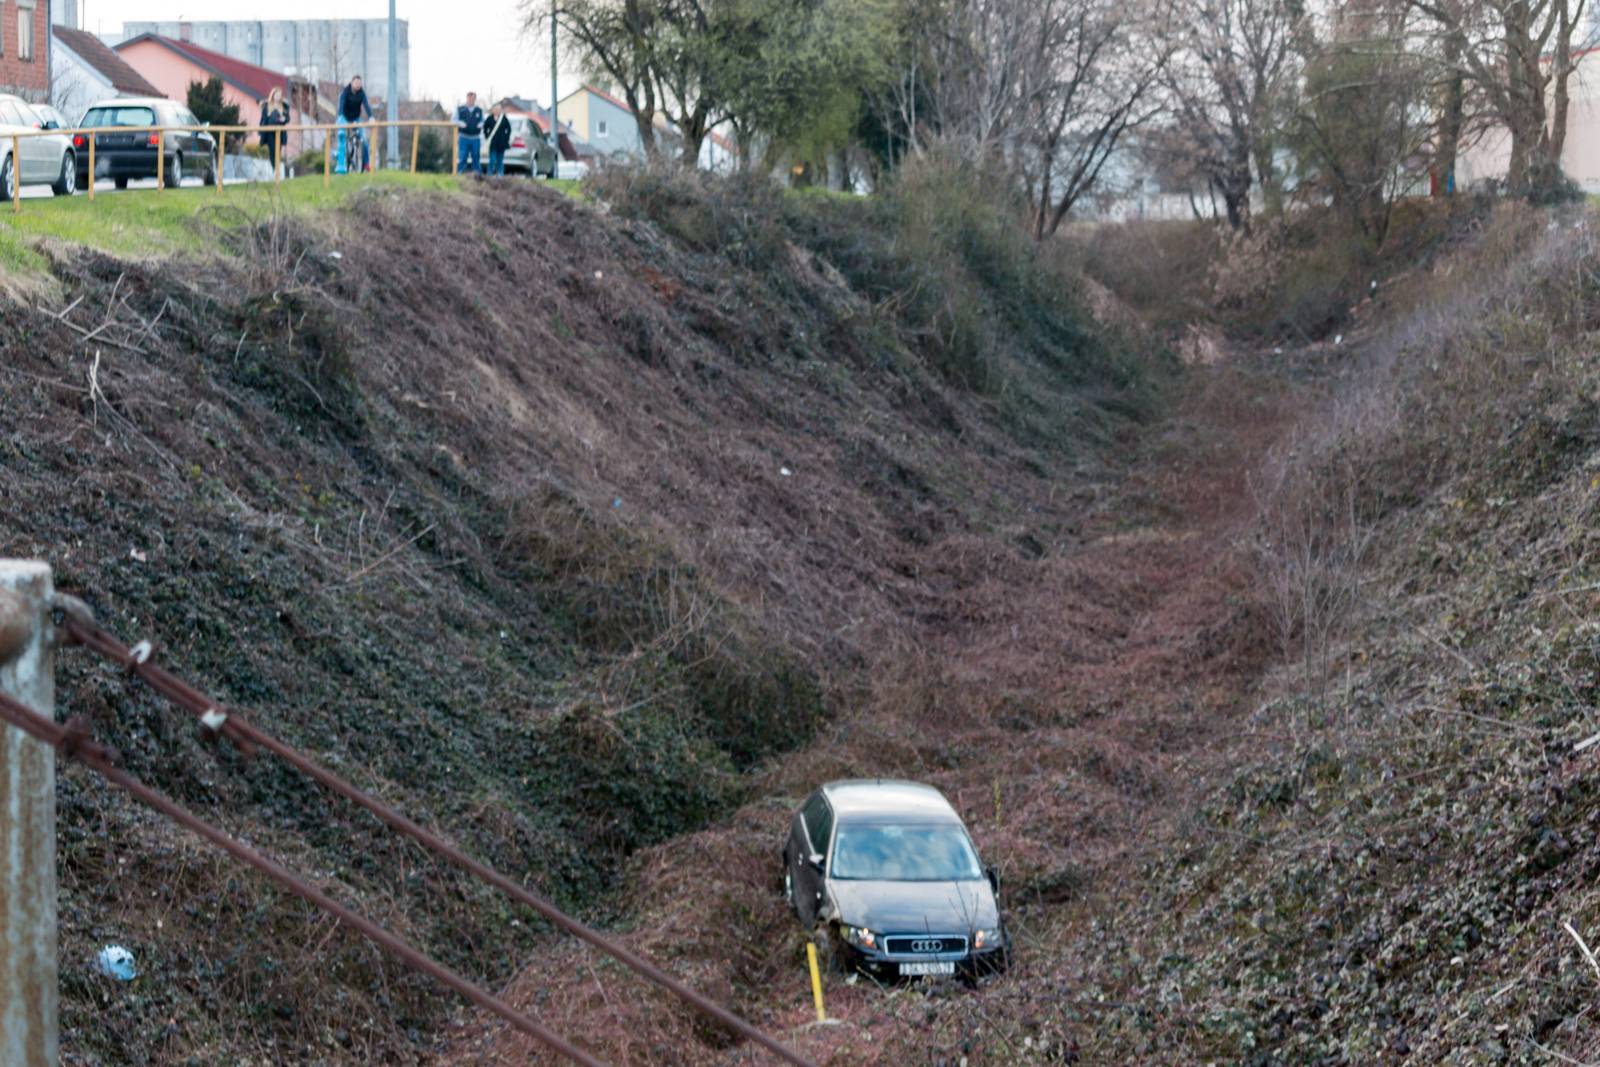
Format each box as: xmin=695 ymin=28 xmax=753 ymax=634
xmin=0 ymin=171 xmax=583 ymax=279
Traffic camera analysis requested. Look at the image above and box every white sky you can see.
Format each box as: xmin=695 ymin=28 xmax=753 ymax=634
xmin=79 ymin=1 xmax=583 ymax=108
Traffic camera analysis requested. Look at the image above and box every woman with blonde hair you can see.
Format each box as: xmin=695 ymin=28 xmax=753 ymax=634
xmin=260 ymin=86 xmax=290 ymax=175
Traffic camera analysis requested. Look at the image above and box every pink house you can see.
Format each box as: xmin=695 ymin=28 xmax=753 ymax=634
xmin=113 ymin=33 xmax=301 ymax=149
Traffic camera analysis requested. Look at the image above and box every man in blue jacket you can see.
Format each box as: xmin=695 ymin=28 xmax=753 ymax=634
xmin=456 ymin=92 xmax=485 ymax=174
xmin=336 ymin=75 xmax=373 ymax=174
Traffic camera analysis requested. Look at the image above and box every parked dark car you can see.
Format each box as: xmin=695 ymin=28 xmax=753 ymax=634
xmin=75 ymin=98 xmax=216 ymax=190
xmin=784 ymin=780 xmax=1009 ymax=980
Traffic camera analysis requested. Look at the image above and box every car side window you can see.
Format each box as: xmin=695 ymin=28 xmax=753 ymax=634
xmin=801 ymin=794 xmax=833 ymax=856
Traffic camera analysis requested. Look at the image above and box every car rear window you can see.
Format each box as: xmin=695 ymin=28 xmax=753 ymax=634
xmin=82 ymin=106 xmax=157 ymax=128
xmin=0 ymin=101 xmax=25 ymax=126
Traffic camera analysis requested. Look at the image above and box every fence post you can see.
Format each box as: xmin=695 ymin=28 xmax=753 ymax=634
xmin=216 ymin=132 xmax=225 ymax=193
xmin=11 ymin=135 xmax=19 ymax=214
xmin=0 ymin=561 xmax=57 ymax=1067
xmin=450 ymin=130 xmax=458 ymax=177
xmin=87 ymin=136 xmax=95 ymax=201
xmin=323 ymin=131 xmax=331 ymax=190
xmin=409 ymin=124 xmax=419 ymax=174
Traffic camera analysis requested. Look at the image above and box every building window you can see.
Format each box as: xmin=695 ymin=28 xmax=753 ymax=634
xmin=17 ymin=0 xmax=34 ymax=62
xmin=597 ymin=119 xmax=609 ymax=139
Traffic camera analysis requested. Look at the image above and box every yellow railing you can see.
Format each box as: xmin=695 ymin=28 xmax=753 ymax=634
xmin=3 ymin=119 xmax=482 ymax=213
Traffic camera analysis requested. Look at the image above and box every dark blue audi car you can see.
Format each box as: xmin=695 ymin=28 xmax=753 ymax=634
xmin=784 ymin=780 xmax=1010 ymax=979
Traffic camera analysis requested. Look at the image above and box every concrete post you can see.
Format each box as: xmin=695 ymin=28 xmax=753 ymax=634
xmin=0 ymin=561 xmax=56 ymax=1067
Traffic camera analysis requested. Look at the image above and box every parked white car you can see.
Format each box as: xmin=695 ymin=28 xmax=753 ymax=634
xmin=0 ymin=94 xmax=76 ymax=199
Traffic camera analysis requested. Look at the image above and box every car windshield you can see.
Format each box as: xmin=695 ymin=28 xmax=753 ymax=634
xmin=83 ymin=106 xmax=156 ymax=128
xmin=830 ymin=823 xmax=983 ymax=881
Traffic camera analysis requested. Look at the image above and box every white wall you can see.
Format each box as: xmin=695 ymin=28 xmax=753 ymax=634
xmin=50 ymin=45 xmax=111 ymax=124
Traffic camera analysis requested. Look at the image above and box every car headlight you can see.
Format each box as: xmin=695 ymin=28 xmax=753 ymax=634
xmin=973 ymin=927 xmax=1002 ymax=951
xmin=840 ymin=925 xmax=878 ymax=950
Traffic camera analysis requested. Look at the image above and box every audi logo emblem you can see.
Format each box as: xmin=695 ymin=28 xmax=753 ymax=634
xmin=910 ymin=939 xmax=943 ymax=953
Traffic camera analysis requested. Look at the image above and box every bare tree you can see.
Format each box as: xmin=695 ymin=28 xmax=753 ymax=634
xmin=1292 ymin=0 xmax=1433 ymax=241
xmin=1408 ymin=0 xmax=1590 ymax=197
xmin=874 ymin=0 xmax=1169 ymax=233
xmin=1162 ymin=0 xmax=1304 ymax=229
xmin=526 ymin=0 xmax=664 ymax=157
xmin=1027 ymin=0 xmax=1174 ymax=237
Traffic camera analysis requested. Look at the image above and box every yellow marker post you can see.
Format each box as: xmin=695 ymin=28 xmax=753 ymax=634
xmin=11 ymin=134 xmax=19 ymax=214
xmin=274 ymin=130 xmax=282 ymax=186
xmin=155 ymin=132 xmax=164 ymax=192
xmin=450 ymin=131 xmax=458 ymax=177
xmin=216 ymin=131 xmax=225 ymax=193
xmin=806 ymin=942 xmax=826 ymax=1023
xmin=87 ymin=135 xmax=95 ymax=200
xmin=323 ymin=132 xmax=331 ymax=189
xmin=410 ymin=125 xmax=419 ymax=173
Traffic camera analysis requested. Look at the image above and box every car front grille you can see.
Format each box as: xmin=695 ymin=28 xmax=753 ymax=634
xmin=883 ymin=935 xmax=967 ymax=955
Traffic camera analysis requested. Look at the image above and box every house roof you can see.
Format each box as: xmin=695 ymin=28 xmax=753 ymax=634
xmin=399 ymin=100 xmax=447 ymax=121
xmin=560 ymin=83 xmax=634 ymax=115
xmin=53 ymin=26 xmax=163 ymax=97
xmin=116 ymin=33 xmax=286 ymax=102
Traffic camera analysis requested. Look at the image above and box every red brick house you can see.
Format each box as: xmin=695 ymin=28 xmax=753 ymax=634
xmin=0 ymin=0 xmax=51 ymax=101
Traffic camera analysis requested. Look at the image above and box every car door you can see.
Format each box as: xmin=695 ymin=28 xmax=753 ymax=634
xmin=176 ymin=107 xmax=209 ymax=170
xmin=0 ymin=101 xmax=39 ymax=183
xmin=790 ymin=792 xmax=833 ymax=927
xmin=15 ymin=103 xmax=58 ymax=183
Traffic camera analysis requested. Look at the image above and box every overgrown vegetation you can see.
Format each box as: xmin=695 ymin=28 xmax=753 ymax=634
xmin=1055 ymin=200 xmax=1600 ymax=1064
xmin=1 ymin=161 xmax=1160 ymax=1064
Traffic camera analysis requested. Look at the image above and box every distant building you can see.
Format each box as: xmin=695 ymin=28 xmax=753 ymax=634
xmin=115 ymin=34 xmax=318 ymax=155
xmin=116 ymin=34 xmax=288 ymax=114
xmin=557 ymin=84 xmax=652 ymax=161
xmin=51 ymin=25 xmax=162 ymax=121
xmin=555 ymin=83 xmax=734 ymax=169
xmin=1 ymin=0 xmax=52 ymax=101
xmin=119 ymin=19 xmax=409 ymax=105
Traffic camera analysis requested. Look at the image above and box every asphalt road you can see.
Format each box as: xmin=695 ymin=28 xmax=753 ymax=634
xmin=18 ymin=175 xmax=223 ymax=199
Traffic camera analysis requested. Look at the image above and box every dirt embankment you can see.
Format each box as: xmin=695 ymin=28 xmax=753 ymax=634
xmin=445 ymin=339 xmax=1299 ymax=1064
xmin=2 ymin=172 xmax=1166 ymax=1065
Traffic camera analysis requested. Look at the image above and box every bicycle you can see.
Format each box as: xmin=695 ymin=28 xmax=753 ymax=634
xmin=335 ymin=120 xmax=369 ymax=175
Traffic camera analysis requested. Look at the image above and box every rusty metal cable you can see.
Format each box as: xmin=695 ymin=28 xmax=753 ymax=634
xmin=0 ymin=689 xmax=605 ymax=1067
xmin=60 ymin=612 xmax=817 ymax=1067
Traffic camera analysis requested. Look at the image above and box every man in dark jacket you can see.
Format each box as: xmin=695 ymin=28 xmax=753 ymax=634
xmin=456 ymin=91 xmax=485 ymax=174
xmin=336 ymin=75 xmax=373 ymax=174
xmin=484 ymin=103 xmax=512 ymax=176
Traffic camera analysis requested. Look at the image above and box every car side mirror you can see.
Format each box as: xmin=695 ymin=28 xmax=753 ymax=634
xmin=808 ymin=853 xmax=825 ymax=875
xmin=986 ymin=866 xmax=1000 ymax=893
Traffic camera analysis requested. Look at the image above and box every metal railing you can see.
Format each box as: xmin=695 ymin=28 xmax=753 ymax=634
xmin=2 ymin=119 xmax=495 ymax=213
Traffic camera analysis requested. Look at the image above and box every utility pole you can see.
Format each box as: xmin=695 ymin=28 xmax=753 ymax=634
xmin=387 ymin=0 xmax=400 ymax=168
xmin=550 ymin=8 xmax=559 ymax=176
xmin=0 ymin=561 xmax=56 ymax=1067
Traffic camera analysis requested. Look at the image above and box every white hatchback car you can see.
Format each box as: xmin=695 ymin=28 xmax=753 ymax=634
xmin=0 ymin=94 xmax=75 ymax=199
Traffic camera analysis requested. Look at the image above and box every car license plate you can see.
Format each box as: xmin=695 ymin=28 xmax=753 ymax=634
xmin=900 ymin=961 xmax=955 ymax=977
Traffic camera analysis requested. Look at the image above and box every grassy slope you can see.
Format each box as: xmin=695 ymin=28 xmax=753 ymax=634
xmin=1060 ymin=203 xmax=1600 ymax=1064
xmin=0 ymin=172 xmax=581 ymax=273
xmin=1 ymin=171 xmax=1152 ymax=1064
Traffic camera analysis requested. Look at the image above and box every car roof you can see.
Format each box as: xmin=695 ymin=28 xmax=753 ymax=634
xmin=84 ymin=98 xmax=168 ymax=108
xmin=820 ymin=780 xmax=963 ymax=823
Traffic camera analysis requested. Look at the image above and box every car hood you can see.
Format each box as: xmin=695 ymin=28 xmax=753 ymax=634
xmin=827 ymin=878 xmax=997 ymax=934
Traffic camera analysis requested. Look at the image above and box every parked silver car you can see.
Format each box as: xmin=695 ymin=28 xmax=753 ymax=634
xmin=0 ymin=94 xmax=76 ymax=199
xmin=784 ymin=780 xmax=1010 ymax=980
xmin=505 ymin=116 xmax=558 ymax=179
